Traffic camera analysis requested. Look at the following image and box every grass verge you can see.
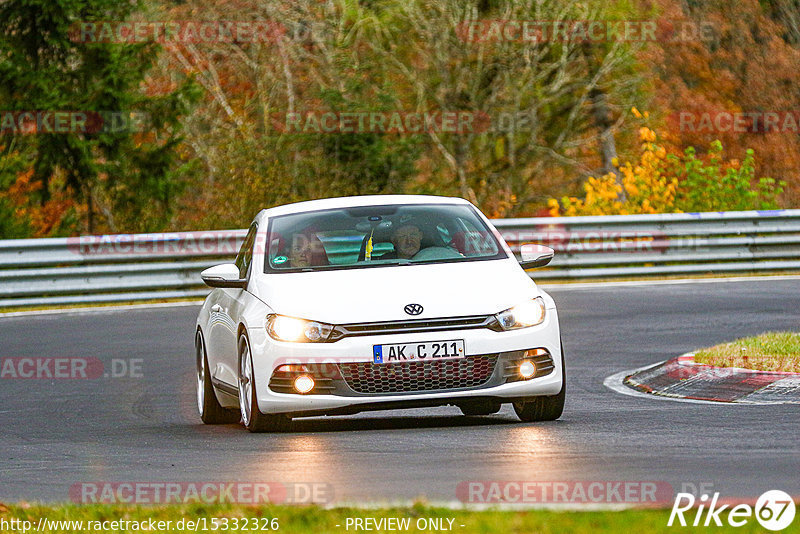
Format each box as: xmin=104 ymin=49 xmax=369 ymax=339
xmin=694 ymin=331 xmax=800 ymax=373
xmin=0 ymin=502 xmax=777 ymax=534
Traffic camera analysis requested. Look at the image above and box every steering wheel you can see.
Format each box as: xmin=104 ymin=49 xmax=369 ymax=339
xmin=411 ymin=246 xmax=464 ymax=261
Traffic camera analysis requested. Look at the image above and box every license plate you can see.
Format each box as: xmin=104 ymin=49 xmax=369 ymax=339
xmin=373 ymin=340 xmax=465 ymax=364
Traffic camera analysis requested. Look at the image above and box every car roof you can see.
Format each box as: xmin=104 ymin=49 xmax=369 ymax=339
xmin=253 ymin=195 xmax=471 ymax=224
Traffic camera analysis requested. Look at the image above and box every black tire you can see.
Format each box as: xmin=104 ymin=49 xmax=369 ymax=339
xmin=513 ymin=342 xmax=566 ymax=422
xmin=238 ymin=333 xmax=293 ymax=433
xmin=458 ymin=401 xmax=501 ymax=416
xmin=196 ymin=331 xmax=239 ymax=424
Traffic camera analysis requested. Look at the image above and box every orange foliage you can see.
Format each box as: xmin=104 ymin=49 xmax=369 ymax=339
xmin=646 ymin=0 xmax=800 ymax=205
xmin=549 ymin=123 xmax=679 ymax=216
xmin=1 ymin=169 xmax=74 ymax=237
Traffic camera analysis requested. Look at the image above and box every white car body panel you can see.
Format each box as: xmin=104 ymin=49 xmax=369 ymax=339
xmin=250 ymin=259 xmax=543 ymax=325
xmin=196 ymin=194 xmax=564 ymax=417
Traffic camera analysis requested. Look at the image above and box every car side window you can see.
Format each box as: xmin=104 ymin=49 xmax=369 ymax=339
xmin=456 ymin=217 xmax=499 ymax=256
xmin=235 ymin=223 xmax=258 ymax=279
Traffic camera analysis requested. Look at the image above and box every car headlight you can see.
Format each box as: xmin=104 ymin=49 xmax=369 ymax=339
xmin=266 ymin=314 xmax=336 ymax=343
xmin=495 ymin=297 xmax=546 ymax=330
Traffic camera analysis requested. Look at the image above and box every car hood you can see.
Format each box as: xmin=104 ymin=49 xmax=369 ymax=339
xmin=252 ymin=259 xmax=541 ymax=324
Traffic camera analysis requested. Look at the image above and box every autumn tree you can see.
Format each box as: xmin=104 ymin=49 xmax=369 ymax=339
xmin=156 ymin=0 xmax=649 ymax=224
xmin=0 ymin=0 xmax=199 ymax=236
xmin=157 ymin=0 xmax=424 ymax=229
xmin=644 ymin=0 xmax=800 ymax=205
xmin=357 ymin=0 xmax=648 ymax=216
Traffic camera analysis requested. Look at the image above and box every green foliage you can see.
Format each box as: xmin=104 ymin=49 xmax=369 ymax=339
xmin=673 ymin=141 xmax=785 ymax=212
xmin=0 ymin=198 xmax=30 ymax=238
xmin=311 ymin=89 xmax=422 ymax=197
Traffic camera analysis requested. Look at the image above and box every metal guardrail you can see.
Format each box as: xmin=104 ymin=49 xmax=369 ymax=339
xmin=0 ymin=210 xmax=798 ymax=308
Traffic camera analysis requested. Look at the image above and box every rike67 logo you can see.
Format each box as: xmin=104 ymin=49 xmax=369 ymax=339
xmin=669 ymin=490 xmax=796 ymax=531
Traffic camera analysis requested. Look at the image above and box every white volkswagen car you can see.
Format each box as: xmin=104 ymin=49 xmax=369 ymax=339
xmin=195 ymin=195 xmax=564 ymax=432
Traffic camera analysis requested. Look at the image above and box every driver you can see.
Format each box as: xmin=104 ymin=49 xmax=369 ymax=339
xmin=382 ymin=223 xmax=423 ymax=260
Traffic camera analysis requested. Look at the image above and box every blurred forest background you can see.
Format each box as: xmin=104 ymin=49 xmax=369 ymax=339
xmin=1 ymin=0 xmax=799 ymax=237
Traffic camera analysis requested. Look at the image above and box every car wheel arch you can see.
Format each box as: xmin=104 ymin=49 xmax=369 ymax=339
xmin=195 ymin=327 xmax=205 ymax=361
xmin=237 ymin=323 xmax=249 ymax=341
xmin=236 ymin=324 xmax=252 ymax=376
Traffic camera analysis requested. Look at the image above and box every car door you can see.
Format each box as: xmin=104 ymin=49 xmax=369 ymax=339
xmin=206 ymin=223 xmax=258 ymax=389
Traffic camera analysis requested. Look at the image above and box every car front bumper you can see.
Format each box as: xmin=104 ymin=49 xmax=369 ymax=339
xmin=247 ymin=308 xmax=563 ymax=416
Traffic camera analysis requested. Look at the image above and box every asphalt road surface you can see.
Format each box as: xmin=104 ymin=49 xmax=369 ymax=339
xmin=1 ymin=278 xmax=799 ymax=505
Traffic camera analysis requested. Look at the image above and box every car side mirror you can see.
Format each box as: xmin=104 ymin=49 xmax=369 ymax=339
xmin=201 ymin=263 xmax=247 ymax=289
xmin=519 ymin=244 xmax=554 ymax=269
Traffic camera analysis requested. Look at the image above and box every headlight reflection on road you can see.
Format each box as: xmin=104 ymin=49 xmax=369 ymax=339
xmin=496 ymin=426 xmax=581 ymax=479
xmin=252 ymin=434 xmax=340 ymax=485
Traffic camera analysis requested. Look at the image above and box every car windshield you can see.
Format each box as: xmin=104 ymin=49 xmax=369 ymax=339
xmin=264 ymin=203 xmax=507 ymax=272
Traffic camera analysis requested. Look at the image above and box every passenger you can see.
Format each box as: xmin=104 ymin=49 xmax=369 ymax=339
xmin=288 ymin=232 xmax=328 ymax=267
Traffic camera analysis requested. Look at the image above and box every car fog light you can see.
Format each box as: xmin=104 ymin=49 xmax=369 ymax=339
xmin=293 ymin=375 xmax=315 ymax=394
xmin=519 ymin=360 xmax=536 ymax=379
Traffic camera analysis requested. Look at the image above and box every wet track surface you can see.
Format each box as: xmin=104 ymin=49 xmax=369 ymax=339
xmin=1 ymin=278 xmax=799 ymax=504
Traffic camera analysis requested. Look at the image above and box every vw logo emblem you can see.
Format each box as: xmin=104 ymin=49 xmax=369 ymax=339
xmin=404 ymin=303 xmax=423 ymax=316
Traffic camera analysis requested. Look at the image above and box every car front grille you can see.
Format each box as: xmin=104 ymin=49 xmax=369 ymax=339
xmin=329 ymin=315 xmax=501 ymax=340
xmin=336 ymin=355 xmax=498 ymax=394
